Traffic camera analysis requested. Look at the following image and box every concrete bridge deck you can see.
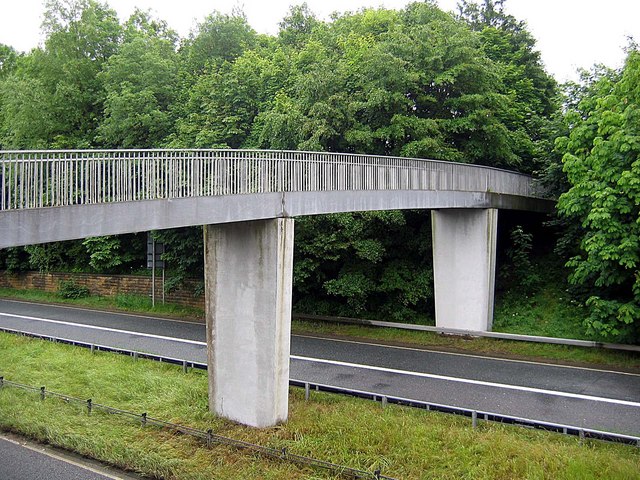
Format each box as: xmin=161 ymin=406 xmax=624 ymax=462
xmin=0 ymin=149 xmax=552 ymax=248
xmin=0 ymin=149 xmax=555 ymax=428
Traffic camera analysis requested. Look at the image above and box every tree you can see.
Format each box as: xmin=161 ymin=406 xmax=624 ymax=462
xmin=97 ymin=11 xmax=179 ymax=147
xmin=294 ymin=211 xmax=434 ymax=321
xmin=458 ymin=0 xmax=558 ymax=173
xmin=557 ymin=49 xmax=640 ymax=341
xmin=278 ymin=3 xmax=320 ymax=48
xmin=181 ymin=11 xmax=257 ymax=75
xmin=0 ymin=44 xmax=18 ymax=79
xmin=0 ymin=0 xmax=121 ymax=148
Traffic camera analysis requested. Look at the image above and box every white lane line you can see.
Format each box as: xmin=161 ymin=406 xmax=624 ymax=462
xmin=0 ymin=313 xmax=206 ymax=346
xmin=291 ymin=355 xmax=640 ymax=408
xmin=2 ymin=313 xmax=639 ymax=406
xmin=3 ymin=299 xmax=636 ymax=377
xmin=0 ymin=434 xmax=122 ymax=479
xmin=0 ymin=298 xmax=201 ymax=325
xmin=293 ymin=333 xmax=640 ymax=377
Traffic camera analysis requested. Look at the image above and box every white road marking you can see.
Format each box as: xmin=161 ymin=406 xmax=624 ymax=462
xmin=291 ymin=355 xmax=640 ymax=408
xmin=2 ymin=298 xmax=636 ymax=376
xmin=1 ymin=312 xmax=639 ymax=406
xmin=0 ymin=298 xmax=201 ymax=324
xmin=292 ymin=333 xmax=640 ymax=377
xmin=0 ymin=434 xmax=123 ymax=479
xmin=0 ymin=312 xmax=206 ymax=346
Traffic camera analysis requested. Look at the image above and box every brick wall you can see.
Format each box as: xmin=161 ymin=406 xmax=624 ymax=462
xmin=0 ymin=271 xmax=205 ymax=310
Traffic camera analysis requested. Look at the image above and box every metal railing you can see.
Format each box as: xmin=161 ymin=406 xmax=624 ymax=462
xmin=1 ymin=326 xmax=638 ymax=447
xmin=0 ymin=149 xmax=542 ymax=211
xmin=0 ymin=377 xmax=394 ymax=479
xmin=293 ymin=314 xmax=640 ymax=352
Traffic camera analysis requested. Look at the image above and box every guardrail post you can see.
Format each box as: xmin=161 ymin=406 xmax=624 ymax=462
xmin=182 ymin=360 xmax=188 ymax=374
xmin=305 ymin=383 xmax=310 ymax=401
xmin=472 ymin=411 xmax=478 ymax=429
xmin=40 ymin=386 xmax=46 ymax=400
xmin=141 ymin=412 xmax=147 ymax=426
xmin=90 ymin=344 xmax=95 ymax=354
xmin=206 ymin=429 xmax=212 ymax=448
xmin=133 ymin=351 xmax=138 ymax=361
xmin=381 ymin=396 xmax=388 ymax=409
xmin=579 ymin=429 xmax=585 ymax=443
xmin=87 ymin=399 xmax=92 ymax=415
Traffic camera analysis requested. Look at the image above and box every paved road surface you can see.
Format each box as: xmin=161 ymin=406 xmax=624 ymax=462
xmin=0 ymin=299 xmax=638 ymax=436
xmin=0 ymin=433 xmax=136 ymax=480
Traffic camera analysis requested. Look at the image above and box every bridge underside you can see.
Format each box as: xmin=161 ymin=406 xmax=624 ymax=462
xmin=0 ymin=190 xmax=552 ymax=249
xmin=200 ymin=208 xmax=503 ymax=426
xmin=0 ymin=191 xmax=553 ymax=428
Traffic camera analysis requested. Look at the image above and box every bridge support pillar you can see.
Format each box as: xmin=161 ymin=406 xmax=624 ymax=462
xmin=431 ymin=209 xmax=497 ymax=332
xmin=204 ymin=218 xmax=294 ymax=428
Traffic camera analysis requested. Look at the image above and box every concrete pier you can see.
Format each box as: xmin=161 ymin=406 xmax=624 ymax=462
xmin=431 ymin=209 xmax=498 ymax=331
xmin=204 ymin=218 xmax=294 ymax=427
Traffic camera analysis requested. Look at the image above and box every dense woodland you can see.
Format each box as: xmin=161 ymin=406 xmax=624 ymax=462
xmin=0 ymin=0 xmax=638 ymax=342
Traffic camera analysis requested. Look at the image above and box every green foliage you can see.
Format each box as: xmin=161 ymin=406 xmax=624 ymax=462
xmin=0 ymin=0 xmax=121 ymax=148
xmin=293 ymin=211 xmax=433 ymax=322
xmin=458 ymin=0 xmax=559 ymax=173
xmin=500 ymin=225 xmax=540 ymax=294
xmin=0 ymin=247 xmax=31 ymax=272
xmin=278 ymin=3 xmax=320 ymax=47
xmin=58 ymin=279 xmax=90 ymax=298
xmin=0 ymin=0 xmax=568 ymax=322
xmin=0 ymin=44 xmax=19 ymax=79
xmin=557 ymin=49 xmax=640 ymax=342
xmin=151 ymin=228 xmax=204 ymax=295
xmin=23 ymin=242 xmax=86 ymax=272
xmin=3 ymin=333 xmax=639 ymax=479
xmin=82 ymin=236 xmax=123 ymax=271
xmin=97 ymin=34 xmax=179 ymax=147
xmin=181 ymin=11 xmax=257 ymax=75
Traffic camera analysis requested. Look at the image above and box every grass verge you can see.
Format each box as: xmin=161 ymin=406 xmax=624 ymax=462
xmin=0 ymin=287 xmax=204 ymax=321
xmin=290 ymin=320 xmax=640 ymax=371
xmin=1 ymin=332 xmax=639 ymax=480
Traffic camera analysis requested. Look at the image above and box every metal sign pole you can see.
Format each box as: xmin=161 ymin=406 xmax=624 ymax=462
xmin=151 ymin=239 xmax=156 ymax=307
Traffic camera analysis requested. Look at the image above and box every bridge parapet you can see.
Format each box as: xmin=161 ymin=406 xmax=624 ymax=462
xmin=1 ymin=149 xmax=545 ymax=211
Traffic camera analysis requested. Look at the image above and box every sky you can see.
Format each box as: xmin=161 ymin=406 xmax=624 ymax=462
xmin=0 ymin=0 xmax=639 ymax=82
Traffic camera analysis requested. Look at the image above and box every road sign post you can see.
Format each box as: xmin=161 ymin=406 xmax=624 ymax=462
xmin=147 ymin=233 xmax=165 ymax=306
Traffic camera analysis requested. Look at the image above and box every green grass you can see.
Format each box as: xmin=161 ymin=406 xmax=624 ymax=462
xmin=493 ymin=283 xmax=593 ymax=341
xmin=0 ymin=332 xmax=638 ymax=480
xmin=291 ymin=320 xmax=640 ymax=371
xmin=0 ymin=287 xmax=204 ymax=321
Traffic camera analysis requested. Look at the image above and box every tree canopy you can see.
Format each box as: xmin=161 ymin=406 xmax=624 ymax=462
xmin=556 ymin=49 xmax=640 ymax=341
xmin=4 ymin=1 xmax=638 ymax=341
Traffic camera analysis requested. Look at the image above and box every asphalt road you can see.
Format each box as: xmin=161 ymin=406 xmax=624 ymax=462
xmin=0 ymin=299 xmax=638 ymax=436
xmin=0 ymin=433 xmax=133 ymax=480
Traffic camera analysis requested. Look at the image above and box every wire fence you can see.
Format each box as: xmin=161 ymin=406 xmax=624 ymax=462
xmin=0 ymin=376 xmax=395 ymax=480
xmin=0 ymin=149 xmax=545 ymax=211
xmin=1 ymin=326 xmax=638 ymax=449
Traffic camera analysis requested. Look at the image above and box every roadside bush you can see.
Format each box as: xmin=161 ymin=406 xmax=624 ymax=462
xmin=58 ymin=280 xmax=90 ymax=299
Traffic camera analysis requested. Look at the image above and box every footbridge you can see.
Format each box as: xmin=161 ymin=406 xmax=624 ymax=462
xmin=1 ymin=149 xmax=554 ymax=427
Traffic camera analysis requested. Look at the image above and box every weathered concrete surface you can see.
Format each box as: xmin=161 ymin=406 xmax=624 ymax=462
xmin=431 ymin=209 xmax=498 ymax=331
xmin=0 ymin=190 xmax=553 ymax=249
xmin=204 ymin=218 xmax=294 ymax=427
